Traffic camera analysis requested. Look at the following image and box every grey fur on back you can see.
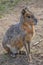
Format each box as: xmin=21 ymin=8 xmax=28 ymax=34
xmin=2 ymin=22 xmax=25 ymax=48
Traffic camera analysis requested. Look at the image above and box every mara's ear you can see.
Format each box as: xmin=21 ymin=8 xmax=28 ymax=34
xmin=21 ymin=7 xmax=27 ymax=15
xmin=21 ymin=9 xmax=26 ymax=15
xmin=21 ymin=7 xmax=29 ymax=15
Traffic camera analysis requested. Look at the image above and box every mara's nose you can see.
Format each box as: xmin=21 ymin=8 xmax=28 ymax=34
xmin=34 ymin=18 xmax=38 ymax=25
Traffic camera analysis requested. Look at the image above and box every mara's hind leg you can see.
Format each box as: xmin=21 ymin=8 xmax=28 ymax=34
xmin=10 ymin=47 xmax=19 ymax=58
xmin=7 ymin=45 xmax=19 ymax=58
xmin=3 ymin=43 xmax=19 ymax=58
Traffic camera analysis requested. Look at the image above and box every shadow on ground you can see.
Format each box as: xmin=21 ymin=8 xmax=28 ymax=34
xmin=0 ymin=52 xmax=43 ymax=65
xmin=0 ymin=53 xmax=29 ymax=65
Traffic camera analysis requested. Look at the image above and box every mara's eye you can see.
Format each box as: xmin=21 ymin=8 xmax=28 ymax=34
xmin=27 ymin=16 xmax=31 ymax=18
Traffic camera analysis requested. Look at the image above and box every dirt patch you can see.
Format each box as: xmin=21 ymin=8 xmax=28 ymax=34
xmin=0 ymin=0 xmax=43 ymax=65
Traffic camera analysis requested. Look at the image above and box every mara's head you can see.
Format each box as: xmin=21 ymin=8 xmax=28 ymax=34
xmin=20 ymin=7 xmax=38 ymax=25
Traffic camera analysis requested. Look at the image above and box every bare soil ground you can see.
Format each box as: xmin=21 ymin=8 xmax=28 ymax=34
xmin=0 ymin=0 xmax=43 ymax=65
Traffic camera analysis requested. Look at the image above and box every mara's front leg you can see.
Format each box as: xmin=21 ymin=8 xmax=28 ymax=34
xmin=24 ymin=41 xmax=32 ymax=62
xmin=27 ymin=42 xmax=32 ymax=62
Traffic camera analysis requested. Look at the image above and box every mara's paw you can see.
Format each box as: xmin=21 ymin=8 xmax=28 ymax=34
xmin=19 ymin=51 xmax=26 ymax=55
